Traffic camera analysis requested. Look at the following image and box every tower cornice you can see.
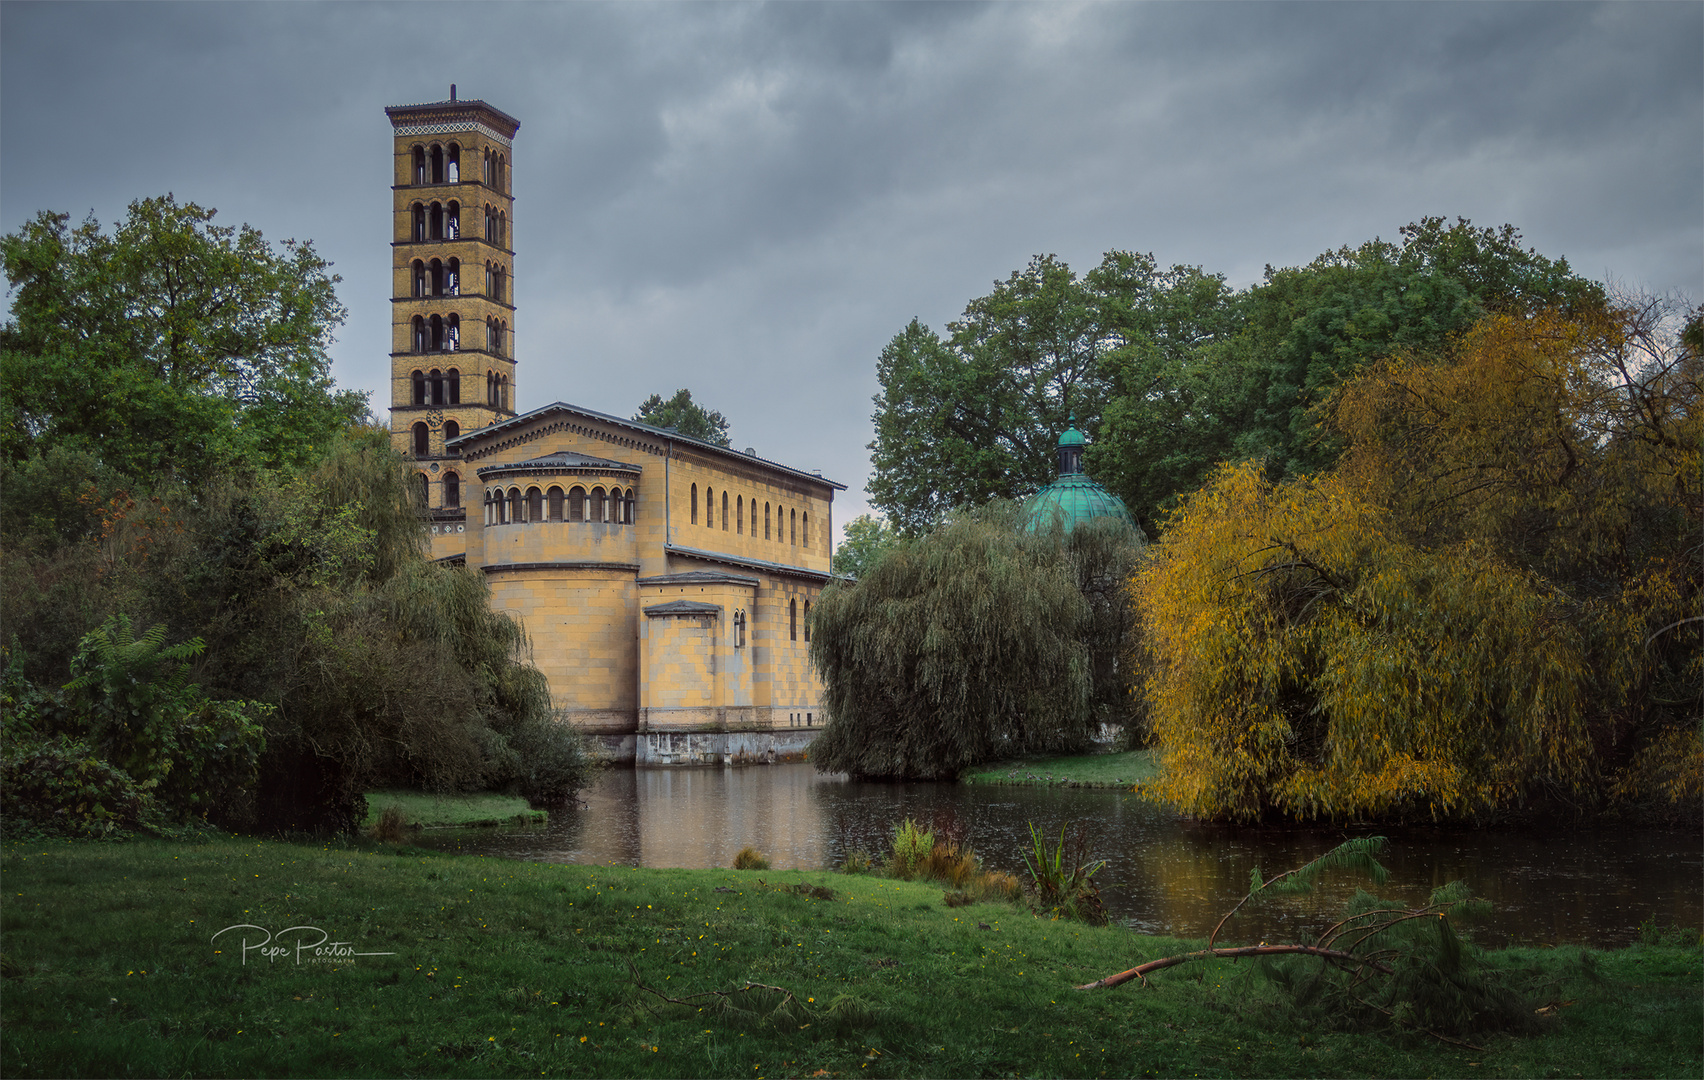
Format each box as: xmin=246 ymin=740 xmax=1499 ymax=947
xmin=387 ymin=100 xmax=521 ymax=147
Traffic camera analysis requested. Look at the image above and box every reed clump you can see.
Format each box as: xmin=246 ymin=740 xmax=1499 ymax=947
xmin=368 ymin=804 xmax=412 ymax=844
xmin=876 ymin=817 xmax=1023 ymax=908
xmin=733 ymin=846 xmax=770 ymax=871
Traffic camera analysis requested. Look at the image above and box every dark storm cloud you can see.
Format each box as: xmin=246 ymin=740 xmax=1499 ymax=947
xmin=3 ymin=1 xmax=1699 ymax=530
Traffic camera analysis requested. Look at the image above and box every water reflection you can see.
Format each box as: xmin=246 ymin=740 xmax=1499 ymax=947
xmin=411 ymin=763 xmax=1702 ymax=948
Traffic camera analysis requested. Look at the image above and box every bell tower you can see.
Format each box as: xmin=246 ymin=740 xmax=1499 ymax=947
xmin=385 ymin=87 xmax=520 ymax=556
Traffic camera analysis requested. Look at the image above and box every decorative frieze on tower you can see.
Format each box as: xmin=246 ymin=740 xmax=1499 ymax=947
xmin=386 ymin=87 xmax=520 ymax=554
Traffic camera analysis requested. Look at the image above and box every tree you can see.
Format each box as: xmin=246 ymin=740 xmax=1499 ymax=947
xmin=0 ymin=196 xmax=366 ymax=481
xmin=810 ymin=503 xmax=1145 ymax=780
xmin=832 ymin=513 xmax=901 ymax=579
xmin=867 ymin=252 xmax=1217 ymax=535
xmin=1089 ymin=219 xmax=1608 ymax=532
xmin=1134 ymin=301 xmax=1699 ymax=823
xmin=634 ymin=389 xmax=731 ymax=446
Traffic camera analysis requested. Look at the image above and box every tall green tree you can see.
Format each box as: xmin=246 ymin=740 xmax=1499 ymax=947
xmin=0 ymin=196 xmax=366 ymax=481
xmin=634 ymin=389 xmax=732 ymax=446
xmin=867 ymin=252 xmax=1219 ymax=535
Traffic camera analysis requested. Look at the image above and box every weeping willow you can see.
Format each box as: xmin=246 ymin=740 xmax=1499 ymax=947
xmin=810 ymin=502 xmax=1142 ymax=780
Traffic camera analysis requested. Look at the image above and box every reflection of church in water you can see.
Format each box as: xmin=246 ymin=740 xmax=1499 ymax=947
xmin=383 ymin=90 xmax=842 ymax=765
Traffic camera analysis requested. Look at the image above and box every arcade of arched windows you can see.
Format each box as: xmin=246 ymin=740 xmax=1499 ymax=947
xmin=410 ymin=313 xmax=461 ymax=353
xmin=411 ymin=257 xmax=462 ymax=298
xmin=482 ymin=204 xmax=507 ymax=247
xmin=410 ymin=368 xmax=462 ymax=406
xmin=485 ymin=371 xmax=511 ymax=411
xmin=409 ymin=142 xmax=509 ymax=196
xmin=483 ymin=484 xmax=635 ymax=526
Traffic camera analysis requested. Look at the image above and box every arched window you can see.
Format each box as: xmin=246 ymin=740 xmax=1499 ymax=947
xmin=484 ymin=490 xmax=495 ymax=525
xmin=804 ymin=600 xmax=811 ymax=642
xmin=765 ymin=502 xmax=771 ymax=540
xmin=412 ymin=204 xmax=425 ymax=242
xmin=430 ymin=314 xmax=444 ymax=351
xmin=430 ymin=144 xmax=444 ymax=184
xmin=790 ymin=508 xmax=797 ymax=545
xmin=443 ymin=419 xmax=459 ymax=442
xmin=446 ymin=257 xmax=459 ymax=295
xmin=412 ymin=146 xmax=426 ymax=185
xmin=418 ymin=472 xmax=431 ymax=505
xmin=590 ymin=487 xmax=607 ymax=523
xmin=444 ymin=472 xmax=461 ymax=509
xmin=424 ymin=369 xmax=440 ymax=405
xmin=483 ymin=150 xmax=492 ymax=187
xmin=568 ymin=486 xmax=585 ymax=522
xmin=486 ymin=371 xmax=496 ymax=406
xmin=507 ymin=487 xmax=522 ymax=524
xmin=789 ymin=598 xmax=798 ymax=641
xmin=412 ymin=260 xmax=425 ymax=297
xmin=705 ymin=488 xmax=714 ymax=529
xmin=413 ymin=316 xmax=427 ymax=353
xmin=736 ymin=495 xmax=744 ymax=535
xmin=527 ymin=487 xmax=543 ymax=523
xmin=446 ymin=144 xmax=460 ymax=183
xmin=485 ymin=204 xmax=495 ymax=240
xmin=446 ymin=201 xmax=460 ymax=240
xmin=721 ymin=491 xmax=729 ymax=531
xmin=429 ymin=201 xmax=443 ymax=240
xmin=802 ymin=512 xmax=809 ymax=548
xmin=412 ymin=421 xmax=429 ymax=457
xmin=691 ymin=483 xmax=698 ymax=524
xmin=446 ymin=369 xmax=460 ymax=405
xmin=446 ymin=314 xmax=460 ymax=351
xmin=547 ymin=486 xmax=564 ymax=522
xmin=412 ymin=369 xmax=426 ymax=405
xmin=493 ymin=489 xmax=505 ymax=525
xmin=428 ymin=258 xmax=444 ymax=295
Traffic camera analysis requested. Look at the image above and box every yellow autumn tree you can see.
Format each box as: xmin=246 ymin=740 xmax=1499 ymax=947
xmin=1137 ymin=300 xmax=1700 ymax=822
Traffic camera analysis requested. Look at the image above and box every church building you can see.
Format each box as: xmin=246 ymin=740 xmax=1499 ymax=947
xmin=384 ymin=90 xmax=842 ymax=765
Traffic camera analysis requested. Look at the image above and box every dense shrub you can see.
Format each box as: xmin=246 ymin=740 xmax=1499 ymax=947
xmin=1 ymin=736 xmax=156 ymax=836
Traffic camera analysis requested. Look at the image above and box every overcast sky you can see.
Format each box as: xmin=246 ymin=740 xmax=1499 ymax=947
xmin=3 ymin=1 xmax=1699 ymax=537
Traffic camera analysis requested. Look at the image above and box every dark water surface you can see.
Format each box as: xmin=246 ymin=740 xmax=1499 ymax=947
xmin=411 ymin=763 xmax=1702 ymax=948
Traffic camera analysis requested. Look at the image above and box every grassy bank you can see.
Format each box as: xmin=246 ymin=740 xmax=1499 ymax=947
xmin=3 ymin=835 xmax=1698 ymax=1078
xmin=961 ymin=748 xmax=1163 ymax=789
xmin=362 ymin=790 xmax=546 ymax=830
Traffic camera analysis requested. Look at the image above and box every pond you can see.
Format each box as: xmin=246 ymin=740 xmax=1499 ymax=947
xmin=410 ymin=763 xmax=1702 ymax=949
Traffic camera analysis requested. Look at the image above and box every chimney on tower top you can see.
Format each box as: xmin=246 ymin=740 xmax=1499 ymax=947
xmin=450 ymin=84 xmax=457 ymax=101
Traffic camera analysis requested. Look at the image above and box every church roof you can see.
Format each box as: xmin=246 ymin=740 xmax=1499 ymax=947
xmin=475 ymin=450 xmax=641 ymax=479
xmin=1022 ymin=421 xmax=1136 ymax=534
xmin=448 ymin=400 xmax=846 ymax=491
xmin=1024 ymin=473 xmax=1136 ymax=533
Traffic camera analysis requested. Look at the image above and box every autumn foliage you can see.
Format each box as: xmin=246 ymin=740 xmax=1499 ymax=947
xmin=1136 ymin=301 xmax=1700 ymax=822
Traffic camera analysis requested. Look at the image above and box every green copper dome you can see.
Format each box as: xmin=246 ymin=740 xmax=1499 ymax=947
xmin=1023 ymin=421 xmax=1137 ymax=534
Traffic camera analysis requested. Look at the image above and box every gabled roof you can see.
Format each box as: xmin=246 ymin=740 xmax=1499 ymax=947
xmin=476 ymin=449 xmax=641 ymax=478
xmin=447 ymin=400 xmax=845 ymax=491
xmin=642 ymin=599 xmax=723 ymax=617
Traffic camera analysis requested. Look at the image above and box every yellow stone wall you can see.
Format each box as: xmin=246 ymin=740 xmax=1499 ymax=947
xmin=486 ymin=566 xmax=638 ymax=733
xmin=456 ymin=408 xmax=838 ymax=750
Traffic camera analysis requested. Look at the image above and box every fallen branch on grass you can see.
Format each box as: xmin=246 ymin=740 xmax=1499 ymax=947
xmin=1074 ymin=838 xmax=1510 ymax=1051
xmin=1074 ymin=944 xmax=1392 ymax=990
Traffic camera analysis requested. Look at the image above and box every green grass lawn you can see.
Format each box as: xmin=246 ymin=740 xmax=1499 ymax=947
xmin=362 ymin=789 xmax=546 ymax=829
xmin=961 ymin=748 xmax=1164 ymax=788
xmin=2 ymin=834 xmax=1698 ymax=1078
